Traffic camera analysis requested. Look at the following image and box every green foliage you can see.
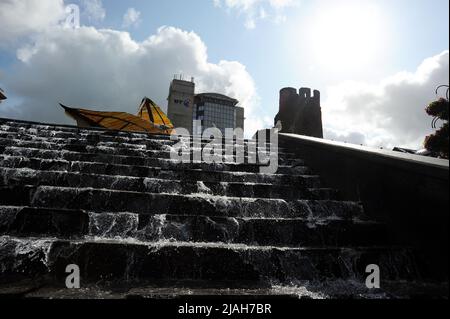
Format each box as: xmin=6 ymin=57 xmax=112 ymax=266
xmin=426 ymin=98 xmax=449 ymax=119
xmin=424 ymin=86 xmax=449 ymax=159
xmin=424 ymin=122 xmax=449 ymax=157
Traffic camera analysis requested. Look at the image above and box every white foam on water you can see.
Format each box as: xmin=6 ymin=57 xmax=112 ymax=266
xmin=143 ymin=178 xmax=181 ymax=194
xmin=162 ymin=138 xmax=190 ymax=153
xmin=196 ymin=181 xmax=212 ymax=194
xmin=270 ymin=284 xmax=327 ymax=299
xmin=0 ymin=235 xmax=54 ymax=269
xmin=184 ymin=192 xmax=257 ymax=202
xmin=76 ymin=236 xmax=321 ymax=254
xmin=88 ymin=212 xmax=139 ymax=238
xmin=98 ymin=142 xmax=147 ymax=150
xmin=352 ymin=217 xmax=379 ymax=224
xmin=87 ymin=145 xmax=116 ymax=153
xmin=151 ymin=214 xmax=167 ymax=238
xmin=1 ymin=235 xmax=344 ymax=254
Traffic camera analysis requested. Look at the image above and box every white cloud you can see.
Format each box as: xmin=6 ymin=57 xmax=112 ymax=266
xmin=0 ymin=0 xmax=66 ymax=42
xmin=259 ymin=7 xmax=268 ymax=19
xmin=269 ymin=0 xmax=297 ymax=9
xmin=322 ymin=51 xmax=449 ymax=149
xmin=0 ymin=0 xmax=108 ymax=44
xmin=81 ymin=0 xmax=105 ymax=23
xmin=244 ymin=19 xmax=256 ymax=29
xmin=122 ymin=8 xmax=142 ymax=28
xmin=1 ymin=26 xmax=263 ymax=137
xmin=213 ymin=0 xmax=298 ymax=29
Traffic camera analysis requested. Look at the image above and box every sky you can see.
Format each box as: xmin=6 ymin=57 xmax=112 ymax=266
xmin=0 ymin=0 xmax=448 ymax=148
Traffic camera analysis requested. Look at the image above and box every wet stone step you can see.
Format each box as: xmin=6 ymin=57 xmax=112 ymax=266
xmin=0 ymin=236 xmax=421 ymax=285
xmin=0 ymin=153 xmax=275 ymax=173
xmin=1 ymin=145 xmax=296 ymax=164
xmin=143 ymin=169 xmax=320 ymax=186
xmin=93 ymin=214 xmax=387 ymax=247
xmin=0 ymin=149 xmax=301 ymax=171
xmin=0 ymin=168 xmax=330 ymax=200
xmin=0 ymin=133 xmax=286 ymax=151
xmin=0 ymin=207 xmax=388 ymax=247
xmin=0 ymin=123 xmax=280 ymax=147
xmin=0 ymin=137 xmax=286 ymax=153
xmin=0 ymin=156 xmax=318 ymax=185
xmin=0 ymin=120 xmax=277 ymax=139
xmin=4 ymin=281 xmax=447 ymax=299
xmin=0 ymin=121 xmax=281 ymax=148
xmin=0 ymin=146 xmax=296 ymax=165
xmin=0 ymin=121 xmax=173 ymax=140
xmin=0 ymin=185 xmax=363 ymax=219
xmin=0 ymin=155 xmax=311 ymax=177
xmin=91 ymin=214 xmax=388 ymax=247
xmin=0 ymin=206 xmax=88 ymax=238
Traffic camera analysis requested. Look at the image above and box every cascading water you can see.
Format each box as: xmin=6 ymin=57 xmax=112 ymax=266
xmin=0 ymin=119 xmax=445 ymax=298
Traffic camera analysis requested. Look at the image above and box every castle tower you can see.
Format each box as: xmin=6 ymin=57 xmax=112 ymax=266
xmin=275 ymin=86 xmax=323 ymax=138
xmin=275 ymin=87 xmax=298 ymax=133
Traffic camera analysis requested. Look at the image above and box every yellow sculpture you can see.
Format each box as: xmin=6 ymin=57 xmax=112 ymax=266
xmin=0 ymin=88 xmax=6 ymax=102
xmin=61 ymin=97 xmax=174 ymax=135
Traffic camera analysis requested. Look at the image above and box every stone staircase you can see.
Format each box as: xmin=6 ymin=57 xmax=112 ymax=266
xmin=0 ymin=118 xmax=446 ymax=299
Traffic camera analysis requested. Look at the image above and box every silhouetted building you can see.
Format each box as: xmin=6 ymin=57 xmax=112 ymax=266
xmin=274 ymin=87 xmax=323 ymax=138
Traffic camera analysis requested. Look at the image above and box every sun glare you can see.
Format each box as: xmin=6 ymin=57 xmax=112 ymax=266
xmin=309 ymin=2 xmax=387 ymax=71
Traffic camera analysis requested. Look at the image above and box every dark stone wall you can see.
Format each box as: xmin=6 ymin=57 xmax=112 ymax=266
xmin=275 ymin=87 xmax=323 ymax=138
xmin=279 ymin=133 xmax=449 ymax=280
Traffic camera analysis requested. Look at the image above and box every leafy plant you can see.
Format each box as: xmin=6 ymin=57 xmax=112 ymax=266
xmin=424 ymin=85 xmax=449 ymax=159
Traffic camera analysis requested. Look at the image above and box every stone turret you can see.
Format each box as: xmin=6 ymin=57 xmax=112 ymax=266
xmin=275 ymin=86 xmax=323 ymax=138
xmin=275 ymin=87 xmax=298 ymax=133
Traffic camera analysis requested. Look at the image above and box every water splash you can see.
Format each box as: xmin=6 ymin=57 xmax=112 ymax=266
xmin=196 ymin=181 xmax=212 ymax=194
xmin=0 ymin=236 xmax=54 ymax=272
xmin=88 ymin=212 xmax=139 ymax=239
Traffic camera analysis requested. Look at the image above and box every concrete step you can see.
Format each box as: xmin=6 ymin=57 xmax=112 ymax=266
xmin=0 ymin=206 xmax=384 ymax=247
xmin=0 ymin=167 xmax=333 ymax=200
xmin=0 ymin=185 xmax=363 ymax=219
xmin=0 ymin=236 xmax=421 ymax=285
xmin=0 ymin=156 xmax=319 ymax=186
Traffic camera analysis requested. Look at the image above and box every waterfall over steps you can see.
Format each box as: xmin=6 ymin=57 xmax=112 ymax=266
xmin=0 ymin=118 xmax=446 ymax=299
